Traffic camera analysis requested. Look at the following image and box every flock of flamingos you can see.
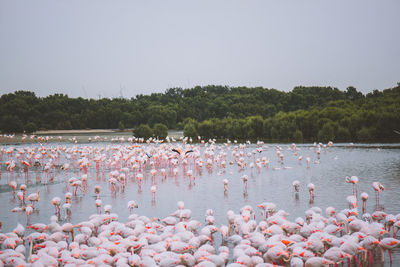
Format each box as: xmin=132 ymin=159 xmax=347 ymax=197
xmin=0 ymin=134 xmax=398 ymax=267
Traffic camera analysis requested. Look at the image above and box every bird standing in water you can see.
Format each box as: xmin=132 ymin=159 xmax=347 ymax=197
xmin=372 ymin=182 xmax=385 ymax=205
xmin=361 ymin=192 xmax=368 ymax=212
xmin=307 ymin=183 xmax=315 ymax=201
xmin=242 ymin=175 xmax=248 ymax=193
xmin=346 ymin=175 xmax=359 ymax=196
xmin=293 ymin=180 xmax=300 ymax=192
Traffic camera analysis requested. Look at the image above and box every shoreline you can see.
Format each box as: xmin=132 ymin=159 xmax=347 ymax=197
xmin=35 ymin=129 xmax=120 ymax=134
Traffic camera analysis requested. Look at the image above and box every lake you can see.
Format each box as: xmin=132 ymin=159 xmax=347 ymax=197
xmin=0 ymin=138 xmax=399 ymax=266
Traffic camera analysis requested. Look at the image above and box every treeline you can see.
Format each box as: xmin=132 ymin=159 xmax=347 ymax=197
xmin=0 ymin=84 xmax=399 ymax=142
xmin=182 ymin=97 xmax=400 ymax=143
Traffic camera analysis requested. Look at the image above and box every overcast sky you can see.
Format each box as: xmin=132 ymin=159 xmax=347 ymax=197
xmin=0 ymin=0 xmax=399 ymax=98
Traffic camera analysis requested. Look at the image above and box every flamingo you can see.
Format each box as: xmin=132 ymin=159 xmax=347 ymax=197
xmin=71 ymin=180 xmax=82 ymax=196
xmin=26 ymin=190 xmax=40 ymax=208
xmin=173 ymin=167 xmax=178 ymax=178
xmin=127 ymin=200 xmax=138 ymax=213
xmin=8 ymin=180 xmax=17 ymax=198
xmin=161 ymin=168 xmax=166 ymax=179
xmin=62 ymin=203 xmax=72 ymax=219
xmin=21 ymin=160 xmax=31 ymax=180
xmin=346 ymin=195 xmax=357 ymax=209
xmin=292 ymin=180 xmax=300 ymax=192
xmin=307 ymin=183 xmax=315 ymax=201
xmin=257 ymin=202 xmax=276 ymax=219
xmin=51 ymin=197 xmax=61 ymax=215
xmin=81 ymin=174 xmax=88 ymax=191
xmin=17 ymin=184 xmax=27 ymax=206
xmin=104 ymin=204 xmax=112 ymax=214
xmin=150 ymin=169 xmax=157 ymax=183
xmin=372 ymin=182 xmax=385 ymax=205
xmin=151 ymin=185 xmax=157 ymax=201
xmin=379 ymin=238 xmax=400 ymax=264
xmin=95 ymin=199 xmax=102 ymax=214
xmin=346 ymin=175 xmax=359 ymax=195
xmin=108 ymin=177 xmax=118 ymax=193
xmin=62 ymin=223 xmax=75 ymax=241
xmin=177 ymin=201 xmax=184 ymax=210
xmin=223 ymin=179 xmax=228 ymax=193
xmin=306 ymin=156 xmax=311 ymax=168
xmin=361 ymin=192 xmax=368 ymax=212
xmin=242 ymin=175 xmax=248 ymax=192
xmin=65 ymin=192 xmax=72 ymax=203
xmin=94 ymin=185 xmax=101 ymax=199
xmin=6 ymin=160 xmax=16 ymax=173
xmin=136 ymin=173 xmax=143 ymax=191
xmin=187 ymin=169 xmax=194 ymax=182
xmin=26 ymin=204 xmax=33 ymax=224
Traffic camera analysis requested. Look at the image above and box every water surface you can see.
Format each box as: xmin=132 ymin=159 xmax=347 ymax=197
xmin=1 ymin=140 xmax=399 ymax=265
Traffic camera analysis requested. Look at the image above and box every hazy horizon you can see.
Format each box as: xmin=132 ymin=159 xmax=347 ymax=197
xmin=1 ymin=0 xmax=399 ymax=98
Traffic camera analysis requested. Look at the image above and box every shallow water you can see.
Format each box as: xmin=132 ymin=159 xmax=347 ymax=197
xmin=1 ymin=141 xmax=400 ymax=265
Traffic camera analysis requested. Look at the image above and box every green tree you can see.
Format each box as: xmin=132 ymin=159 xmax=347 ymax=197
xmin=118 ymin=121 xmax=125 ymax=131
xmin=357 ymin=127 xmax=375 ymax=142
xmin=247 ymin=116 xmax=264 ymax=139
xmin=24 ymin=122 xmax=37 ymax=133
xmin=183 ymin=122 xmax=198 ymax=140
xmin=153 ymin=123 xmax=168 ymax=139
xmin=0 ymin=115 xmax=23 ymax=133
xmin=63 ymin=120 xmax=73 ymax=130
xmin=270 ymin=127 xmax=279 ymax=141
xmin=336 ymin=127 xmax=351 ymax=142
xmin=346 ymin=86 xmax=363 ymax=100
xmin=318 ymin=123 xmax=335 ymax=143
xmin=0 ymin=83 xmax=399 ymax=140
xmin=198 ymin=120 xmax=214 ymax=139
xmin=133 ymin=124 xmax=153 ymax=139
xmin=148 ymin=105 xmax=177 ymax=128
xmin=292 ymin=129 xmax=304 ymax=143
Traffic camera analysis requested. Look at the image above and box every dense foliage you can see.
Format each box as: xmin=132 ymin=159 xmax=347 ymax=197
xmin=1 ymin=84 xmax=399 ymax=142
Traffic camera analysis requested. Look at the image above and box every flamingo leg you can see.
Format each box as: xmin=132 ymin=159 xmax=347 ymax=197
xmin=353 ymin=256 xmax=362 ymax=267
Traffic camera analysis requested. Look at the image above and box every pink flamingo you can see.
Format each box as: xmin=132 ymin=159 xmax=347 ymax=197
xmin=65 ymin=192 xmax=72 ymax=203
xmin=127 ymin=200 xmax=138 ymax=214
xmin=95 ymin=199 xmax=102 ymax=214
xmin=242 ymin=175 xmax=248 ymax=192
xmin=372 ymin=182 xmax=385 ymax=205
xmin=21 ymin=161 xmax=31 ymax=181
xmin=18 ymin=184 xmax=27 ymax=206
xmin=361 ymin=192 xmax=368 ymax=212
xmin=346 ymin=176 xmax=359 ymax=196
xmin=161 ymin=168 xmax=166 ymax=179
xmin=51 ymin=197 xmax=61 ymax=216
xmin=150 ymin=169 xmax=157 ymax=184
xmin=94 ymin=185 xmax=101 ymax=199
xmin=187 ymin=170 xmax=194 ymax=184
xmin=26 ymin=205 xmax=33 ymax=224
xmin=307 ymin=183 xmax=315 ymax=201
xmin=71 ymin=180 xmax=82 ymax=196
xmin=26 ymin=190 xmax=40 ymax=208
xmin=151 ymin=185 xmax=157 ymax=201
xmin=379 ymin=238 xmax=400 ymax=264
xmin=223 ymin=179 xmax=228 ymax=193
xmin=136 ymin=173 xmax=143 ymax=192
xmin=8 ymin=181 xmax=17 ymax=198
